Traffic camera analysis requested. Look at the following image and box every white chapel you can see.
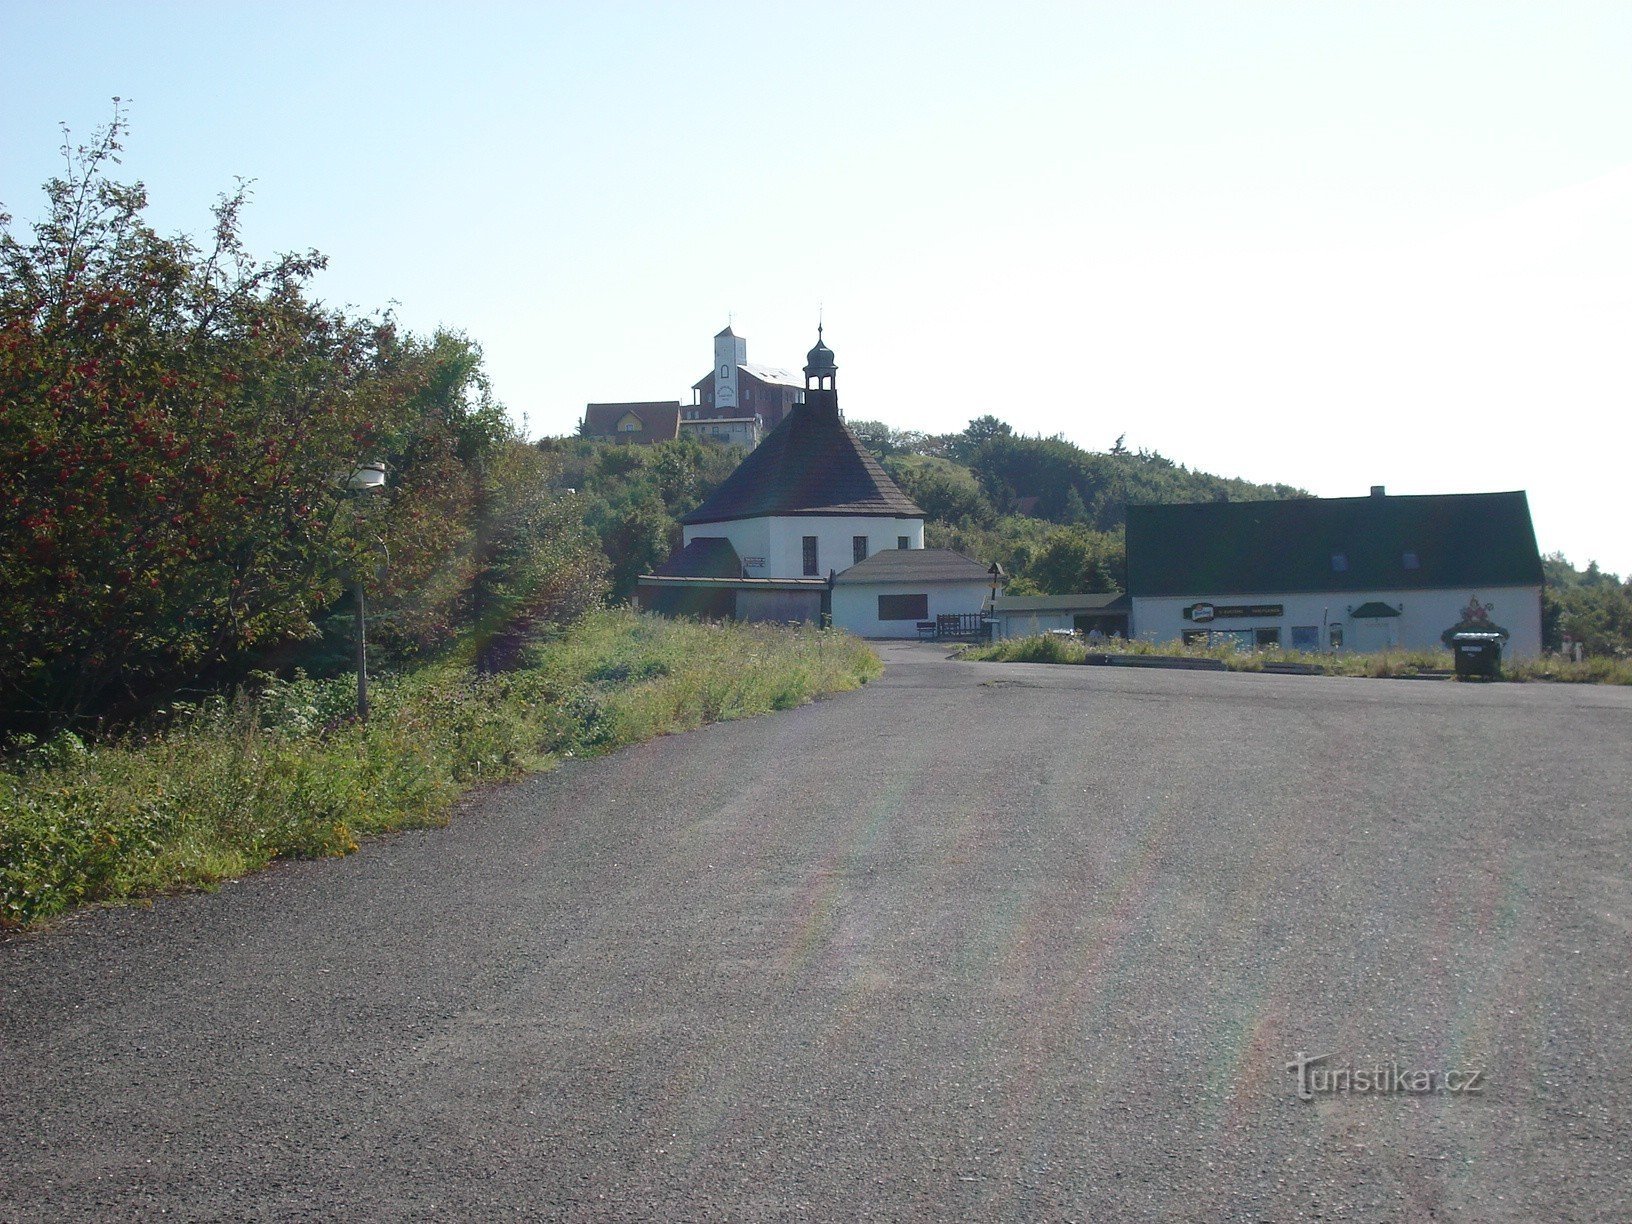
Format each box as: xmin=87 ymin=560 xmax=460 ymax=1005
xmin=637 ymin=330 xmax=996 ymax=633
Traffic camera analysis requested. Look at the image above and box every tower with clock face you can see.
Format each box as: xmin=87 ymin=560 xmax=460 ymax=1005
xmin=713 ymin=325 xmax=748 ymax=412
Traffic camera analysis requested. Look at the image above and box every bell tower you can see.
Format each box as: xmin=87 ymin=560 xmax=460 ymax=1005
xmin=713 ymin=325 xmax=748 ymax=412
xmin=802 ymin=325 xmax=838 ymax=419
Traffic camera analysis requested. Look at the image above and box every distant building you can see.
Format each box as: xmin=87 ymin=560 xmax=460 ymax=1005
xmin=581 ymin=401 xmax=681 ymax=445
xmin=583 ymin=326 xmax=801 ymax=451
xmin=639 ymin=330 xmax=994 ymax=631
xmin=679 ymin=413 xmax=762 ymax=450
xmin=991 ymin=592 xmax=1131 ymax=640
xmin=686 ymin=325 xmax=805 ymax=436
xmin=1126 ymin=488 xmax=1544 ymax=657
xmin=831 ymin=548 xmax=998 ymax=638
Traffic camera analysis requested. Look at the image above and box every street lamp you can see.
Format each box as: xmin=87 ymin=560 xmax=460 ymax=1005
xmin=987 ymin=561 xmax=1005 ymax=641
xmin=335 ymin=462 xmax=387 ymax=719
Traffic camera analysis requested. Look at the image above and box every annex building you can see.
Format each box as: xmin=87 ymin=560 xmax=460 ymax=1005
xmin=1126 ymin=488 xmax=1545 ymax=658
xmin=637 ymin=331 xmax=998 ymax=635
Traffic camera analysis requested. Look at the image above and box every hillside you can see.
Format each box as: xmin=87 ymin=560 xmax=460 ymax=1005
xmin=560 ymin=416 xmax=1303 ymax=601
xmin=851 ymin=416 xmax=1303 ymax=597
xmin=557 ymin=415 xmax=1632 ymax=657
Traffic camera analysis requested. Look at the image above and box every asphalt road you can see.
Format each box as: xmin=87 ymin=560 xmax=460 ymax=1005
xmin=4 ymin=644 xmax=1630 ymax=1221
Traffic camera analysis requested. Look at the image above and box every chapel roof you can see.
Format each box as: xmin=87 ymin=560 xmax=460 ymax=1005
xmin=680 ymin=403 xmax=923 ymax=525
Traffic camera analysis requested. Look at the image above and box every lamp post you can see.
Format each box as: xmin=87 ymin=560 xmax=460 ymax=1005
xmin=987 ymin=561 xmax=1005 ymax=641
xmin=338 ymin=462 xmax=387 ymax=720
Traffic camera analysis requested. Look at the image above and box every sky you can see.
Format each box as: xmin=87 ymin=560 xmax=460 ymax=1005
xmin=3 ymin=0 xmax=1629 ymax=572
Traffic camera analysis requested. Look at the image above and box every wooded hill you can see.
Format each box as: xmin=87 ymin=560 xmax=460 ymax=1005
xmin=559 ymin=414 xmax=1632 ymax=657
xmin=555 ymin=414 xmax=1303 ymax=601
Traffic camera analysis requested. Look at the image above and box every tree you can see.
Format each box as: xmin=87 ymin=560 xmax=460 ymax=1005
xmin=1025 ymin=527 xmax=1125 ymax=594
xmin=1061 ymin=485 xmax=1089 ymax=524
xmin=469 ymin=444 xmax=607 ymax=673
xmin=883 ymin=455 xmax=995 ymax=526
xmin=0 ymin=109 xmax=601 ymax=731
xmin=948 ymin=414 xmax=1013 ymax=463
xmin=1 ymin=111 xmax=390 ymax=728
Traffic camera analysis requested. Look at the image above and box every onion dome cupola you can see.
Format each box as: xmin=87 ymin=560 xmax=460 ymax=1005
xmin=804 ymin=325 xmax=836 ymax=387
xmin=802 ymin=324 xmax=840 ymax=420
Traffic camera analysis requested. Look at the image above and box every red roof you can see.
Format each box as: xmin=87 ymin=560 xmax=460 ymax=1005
xmin=583 ymin=401 xmax=681 ymax=441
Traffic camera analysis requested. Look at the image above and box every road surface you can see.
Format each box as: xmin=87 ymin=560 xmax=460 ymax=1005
xmin=4 ymin=643 xmax=1630 ymax=1220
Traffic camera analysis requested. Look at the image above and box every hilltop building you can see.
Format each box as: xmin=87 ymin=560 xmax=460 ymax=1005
xmin=580 ymin=401 xmax=681 ymax=446
xmin=687 ymin=325 xmax=805 ymax=437
xmin=582 ymin=326 xmax=804 ymax=451
xmin=638 ymin=330 xmax=997 ymax=633
xmin=1126 ymin=488 xmax=1544 ymax=657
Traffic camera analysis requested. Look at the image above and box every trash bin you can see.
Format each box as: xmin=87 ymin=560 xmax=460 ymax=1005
xmin=1452 ymin=631 xmax=1503 ymax=680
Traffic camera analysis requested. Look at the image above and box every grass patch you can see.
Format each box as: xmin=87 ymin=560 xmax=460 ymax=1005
xmin=0 ymin=609 xmax=880 ymax=928
xmin=959 ymin=634 xmax=1632 ymax=684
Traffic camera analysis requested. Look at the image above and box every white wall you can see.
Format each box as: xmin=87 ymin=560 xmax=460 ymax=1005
xmin=681 ymin=518 xmax=769 ymax=573
xmin=832 ymin=580 xmax=991 ymax=638
xmin=713 ymin=331 xmax=747 ymax=410
xmin=995 ymin=610 xmax=1076 ymax=639
xmin=684 ymin=515 xmax=924 ymax=579
xmin=1131 ymin=585 xmax=1543 ymax=659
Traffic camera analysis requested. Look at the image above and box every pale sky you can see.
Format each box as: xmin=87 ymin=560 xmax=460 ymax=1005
xmin=3 ymin=1 xmax=1629 ymax=572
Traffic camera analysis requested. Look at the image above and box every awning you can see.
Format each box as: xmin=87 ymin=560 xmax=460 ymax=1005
xmin=1350 ymin=601 xmax=1402 ymax=618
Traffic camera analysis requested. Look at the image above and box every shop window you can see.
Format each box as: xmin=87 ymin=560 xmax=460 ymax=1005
xmin=1255 ymin=627 xmax=1282 ymax=648
xmin=1329 ymin=624 xmax=1344 ymax=649
xmin=802 ymin=536 xmax=818 ymax=576
xmin=1183 ymin=630 xmax=1208 ymax=646
xmin=878 ymin=593 xmax=929 ymax=621
xmin=1290 ymin=625 xmax=1320 ymax=651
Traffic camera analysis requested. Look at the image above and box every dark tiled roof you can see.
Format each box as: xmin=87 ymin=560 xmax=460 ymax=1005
xmin=680 ymin=400 xmax=923 ymax=525
xmin=582 ymin=401 xmax=681 ymax=440
xmin=653 ymin=536 xmax=743 ymax=578
xmin=1126 ymin=492 xmax=1543 ymax=598
xmin=832 ymin=548 xmax=992 ymax=585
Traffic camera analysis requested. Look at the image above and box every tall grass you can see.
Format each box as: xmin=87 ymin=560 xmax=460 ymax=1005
xmin=0 ymin=610 xmax=880 ymax=928
xmin=960 ymin=634 xmax=1632 ymax=684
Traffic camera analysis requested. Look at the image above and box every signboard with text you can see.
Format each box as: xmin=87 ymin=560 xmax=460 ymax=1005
xmin=1183 ymin=603 xmax=1284 ymax=621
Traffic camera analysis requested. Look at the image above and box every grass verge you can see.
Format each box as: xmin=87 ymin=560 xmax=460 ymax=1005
xmin=1 ymin=609 xmax=880 ymax=928
xmin=958 ymin=634 xmax=1632 ymax=683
